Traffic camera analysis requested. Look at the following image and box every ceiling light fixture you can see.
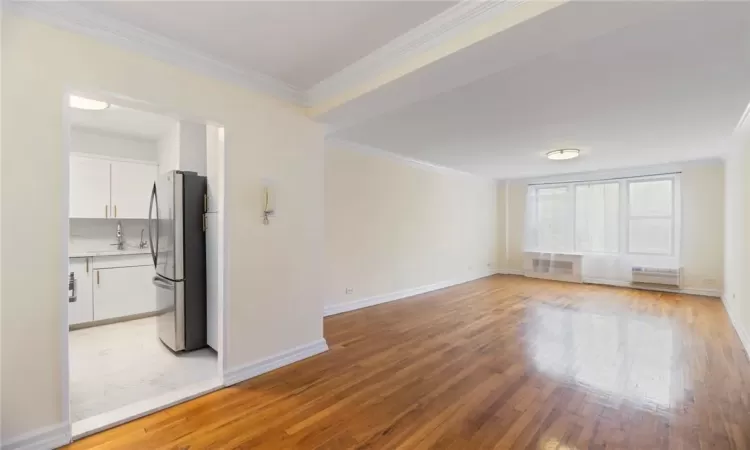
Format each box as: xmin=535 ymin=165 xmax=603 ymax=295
xmin=69 ymin=95 xmax=109 ymax=111
xmin=546 ymin=148 xmax=580 ymax=160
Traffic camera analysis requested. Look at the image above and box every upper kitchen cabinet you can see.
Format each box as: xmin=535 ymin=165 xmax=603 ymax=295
xmin=111 ymin=161 xmax=157 ymax=219
xmin=69 ymin=153 xmax=157 ymax=219
xmin=70 ymin=154 xmax=112 ymax=218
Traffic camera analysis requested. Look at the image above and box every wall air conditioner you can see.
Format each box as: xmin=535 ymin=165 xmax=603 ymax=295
xmin=631 ymin=266 xmax=681 ymax=288
xmin=523 ymin=252 xmax=583 ymax=283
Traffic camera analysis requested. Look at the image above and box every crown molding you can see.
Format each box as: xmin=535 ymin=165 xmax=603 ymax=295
xmin=307 ymin=0 xmax=524 ymax=106
xmin=4 ymin=0 xmax=307 ymax=106
xmin=326 ymin=138 xmax=491 ymax=180
xmin=4 ymin=0 xmax=538 ymax=112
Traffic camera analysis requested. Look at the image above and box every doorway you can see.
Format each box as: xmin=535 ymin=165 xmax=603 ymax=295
xmin=62 ymin=91 xmax=227 ymax=439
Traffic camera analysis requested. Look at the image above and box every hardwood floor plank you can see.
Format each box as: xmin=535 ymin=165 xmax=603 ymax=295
xmin=65 ymin=275 xmax=750 ymax=449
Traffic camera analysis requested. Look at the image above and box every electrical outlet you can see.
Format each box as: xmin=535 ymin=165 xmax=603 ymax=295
xmin=345 ymin=288 xmax=354 ymax=294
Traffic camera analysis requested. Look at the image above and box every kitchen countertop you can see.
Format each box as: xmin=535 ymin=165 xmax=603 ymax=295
xmin=69 ymin=249 xmax=152 ymax=258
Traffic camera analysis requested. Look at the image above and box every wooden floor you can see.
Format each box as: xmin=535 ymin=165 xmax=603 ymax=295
xmin=66 ymin=275 xmax=750 ymax=449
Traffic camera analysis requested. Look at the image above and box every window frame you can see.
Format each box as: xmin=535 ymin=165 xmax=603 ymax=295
xmin=625 ymin=175 xmax=679 ymax=257
xmin=525 ymin=174 xmax=681 ymax=258
xmin=573 ymin=180 xmax=621 ymax=255
xmin=532 ymin=184 xmax=574 ymax=254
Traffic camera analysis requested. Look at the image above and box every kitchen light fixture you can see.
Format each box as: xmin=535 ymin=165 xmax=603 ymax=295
xmin=546 ymin=148 xmax=580 ymax=160
xmin=69 ymin=95 xmax=109 ymax=110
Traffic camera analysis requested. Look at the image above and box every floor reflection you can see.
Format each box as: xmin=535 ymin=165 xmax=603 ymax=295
xmin=527 ymin=304 xmax=679 ymax=410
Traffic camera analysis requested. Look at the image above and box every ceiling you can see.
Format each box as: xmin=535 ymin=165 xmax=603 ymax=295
xmin=28 ymin=1 xmax=750 ymax=179
xmin=70 ymin=103 xmax=177 ymax=141
xmin=78 ymin=1 xmax=454 ymax=90
xmin=330 ymin=2 xmax=750 ymax=178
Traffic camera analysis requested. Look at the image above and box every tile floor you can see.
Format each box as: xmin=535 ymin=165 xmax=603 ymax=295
xmin=69 ymin=316 xmax=217 ymax=422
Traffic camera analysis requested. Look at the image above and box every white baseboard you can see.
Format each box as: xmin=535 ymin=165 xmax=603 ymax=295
xmin=1 ymin=422 xmax=70 ymax=450
xmin=223 ymin=339 xmax=329 ymax=387
xmin=583 ymin=277 xmax=721 ymax=298
xmin=722 ymin=296 xmax=750 ymax=358
xmin=679 ymin=287 xmax=723 ymax=297
xmin=324 ymin=270 xmax=496 ymax=317
xmin=495 ymin=268 xmax=524 ymax=276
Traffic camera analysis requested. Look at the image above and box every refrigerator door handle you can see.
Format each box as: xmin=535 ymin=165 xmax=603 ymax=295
xmin=148 ymin=182 xmax=158 ymax=269
xmin=152 ymin=275 xmax=174 ymax=291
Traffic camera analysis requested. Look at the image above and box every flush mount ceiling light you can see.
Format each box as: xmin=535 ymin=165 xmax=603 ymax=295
xmin=546 ymin=148 xmax=580 ymax=160
xmin=69 ymin=95 xmax=109 ymax=111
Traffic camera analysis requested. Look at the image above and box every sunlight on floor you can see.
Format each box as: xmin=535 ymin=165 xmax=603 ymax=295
xmin=527 ymin=304 xmax=677 ymax=410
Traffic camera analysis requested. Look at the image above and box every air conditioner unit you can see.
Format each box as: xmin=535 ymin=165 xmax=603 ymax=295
xmin=631 ymin=266 xmax=681 ymax=288
xmin=523 ymin=252 xmax=582 ymax=283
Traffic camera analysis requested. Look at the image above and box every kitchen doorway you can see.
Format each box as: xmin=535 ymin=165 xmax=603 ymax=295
xmin=62 ymin=91 xmax=228 ymax=439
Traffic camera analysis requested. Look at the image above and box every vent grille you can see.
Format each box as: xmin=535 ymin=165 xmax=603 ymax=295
xmin=532 ymin=259 xmax=574 ymax=274
xmin=631 ymin=266 xmax=681 ymax=287
xmin=523 ymin=252 xmax=582 ymax=283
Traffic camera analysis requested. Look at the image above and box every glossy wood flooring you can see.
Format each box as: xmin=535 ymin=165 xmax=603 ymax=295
xmin=66 ymin=275 xmax=750 ymax=449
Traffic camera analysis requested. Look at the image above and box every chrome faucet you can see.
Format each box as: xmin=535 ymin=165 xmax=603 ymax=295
xmin=110 ymin=221 xmax=125 ymax=250
xmin=139 ymin=229 xmax=148 ymax=249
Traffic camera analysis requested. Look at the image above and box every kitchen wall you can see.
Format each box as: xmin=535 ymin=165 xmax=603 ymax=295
xmin=157 ymin=121 xmax=180 ymax=174
xmin=324 ymin=143 xmax=497 ymax=312
xmin=498 ymin=159 xmax=726 ymax=294
xmin=157 ymin=120 xmax=208 ymax=176
xmin=1 ymin=13 xmax=324 ymax=443
xmin=71 ymin=127 xmax=158 ymax=162
xmin=69 ymin=219 xmax=149 ymax=254
xmin=724 ymin=121 xmax=750 ymax=356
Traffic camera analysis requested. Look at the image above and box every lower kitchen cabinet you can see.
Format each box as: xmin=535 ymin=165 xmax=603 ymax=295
xmin=69 ymin=257 xmax=94 ymax=325
xmin=93 ymin=265 xmax=158 ymax=321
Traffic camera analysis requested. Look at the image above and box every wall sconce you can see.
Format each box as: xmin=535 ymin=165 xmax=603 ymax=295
xmin=262 ymin=180 xmax=275 ymax=225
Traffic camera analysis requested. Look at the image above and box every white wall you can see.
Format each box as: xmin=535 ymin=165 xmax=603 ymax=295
xmin=157 ymin=121 xmax=180 ymax=175
xmin=157 ymin=121 xmax=208 ymax=176
xmin=179 ymin=121 xmax=207 ymax=176
xmin=325 ymin=145 xmax=497 ymax=311
xmin=500 ymin=160 xmax=725 ymax=294
xmin=681 ymin=161 xmax=724 ymax=291
xmin=71 ymin=127 xmax=158 ymax=162
xmin=724 ymin=126 xmax=750 ymax=354
xmin=1 ymin=14 xmax=324 ymax=442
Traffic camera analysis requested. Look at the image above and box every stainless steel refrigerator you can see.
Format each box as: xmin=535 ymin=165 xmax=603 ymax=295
xmin=148 ymin=170 xmax=208 ymax=352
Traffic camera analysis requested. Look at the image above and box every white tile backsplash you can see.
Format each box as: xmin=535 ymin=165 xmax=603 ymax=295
xmin=70 ymin=218 xmax=150 ymax=254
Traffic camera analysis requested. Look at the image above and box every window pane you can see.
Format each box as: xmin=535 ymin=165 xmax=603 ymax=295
xmin=629 ymin=218 xmax=672 ymax=254
xmin=576 ymin=183 xmax=619 ymax=253
xmin=536 ymin=187 xmax=572 ymax=252
xmin=629 ymin=180 xmax=672 ymax=217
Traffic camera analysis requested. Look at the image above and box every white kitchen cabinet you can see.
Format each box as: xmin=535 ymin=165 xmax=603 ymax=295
xmin=69 ymin=153 xmax=156 ymax=219
xmin=110 ymin=161 xmax=157 ymax=219
xmin=69 ymin=257 xmax=94 ymax=325
xmin=93 ymin=265 xmax=157 ymax=321
xmin=70 ymin=155 xmax=111 ymax=219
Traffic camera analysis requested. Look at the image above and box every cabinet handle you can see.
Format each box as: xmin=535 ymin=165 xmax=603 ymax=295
xmin=114 ymin=205 xmax=117 ymax=217
xmin=86 ymin=258 xmax=89 ymax=273
xmin=97 ymin=271 xmax=100 ymax=285
xmin=105 ymin=205 xmax=108 ymax=218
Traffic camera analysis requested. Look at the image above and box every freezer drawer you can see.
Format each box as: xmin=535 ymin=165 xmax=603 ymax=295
xmin=154 ymin=275 xmax=185 ymax=352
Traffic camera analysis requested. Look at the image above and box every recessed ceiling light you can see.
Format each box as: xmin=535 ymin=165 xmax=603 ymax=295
xmin=546 ymin=148 xmax=580 ymax=160
xmin=69 ymin=95 xmax=109 ymax=111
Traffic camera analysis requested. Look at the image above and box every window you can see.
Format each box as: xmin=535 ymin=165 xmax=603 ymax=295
xmin=575 ymin=183 xmax=620 ymax=253
xmin=627 ymin=179 xmax=674 ymax=255
xmin=525 ymin=175 xmax=678 ymax=257
xmin=535 ymin=186 xmax=572 ymax=252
